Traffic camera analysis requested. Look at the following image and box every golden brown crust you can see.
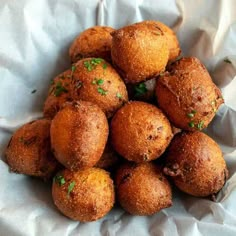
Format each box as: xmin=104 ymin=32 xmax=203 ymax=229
xmin=111 ymin=22 xmax=169 ymax=84
xmin=115 ymin=162 xmax=172 ymax=215
xmin=50 ymin=101 xmax=109 ymax=170
xmin=95 ymin=140 xmax=120 ymax=170
xmin=52 ymin=168 xmax=115 ymax=222
xmin=71 ymin=58 xmax=128 ymax=118
xmin=156 ymin=57 xmax=224 ymax=131
xmin=5 ymin=119 xmax=59 ymax=179
xmin=141 ymin=21 xmax=181 ymax=62
xmin=163 ymin=131 xmax=228 ymax=197
xmin=43 ymin=70 xmax=74 ymax=119
xmin=111 ymin=101 xmax=173 ymax=163
xmin=69 ymin=26 xmax=115 ymax=63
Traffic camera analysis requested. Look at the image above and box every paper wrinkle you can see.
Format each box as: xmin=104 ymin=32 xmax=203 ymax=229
xmin=0 ymin=0 xmax=236 ymax=235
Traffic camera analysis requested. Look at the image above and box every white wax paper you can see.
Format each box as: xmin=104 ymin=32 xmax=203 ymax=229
xmin=0 ymin=0 xmax=236 ymax=235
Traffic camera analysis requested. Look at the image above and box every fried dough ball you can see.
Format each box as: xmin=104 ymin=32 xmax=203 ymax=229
xmin=52 ymin=168 xmax=115 ymax=222
xmin=111 ymin=101 xmax=173 ymax=163
xmin=71 ymin=58 xmax=128 ymax=118
xmin=142 ymin=20 xmax=181 ymax=62
xmin=156 ymin=57 xmax=224 ymax=131
xmin=5 ymin=119 xmax=59 ymax=179
xmin=163 ymin=131 xmax=229 ymax=197
xmin=43 ymin=69 xmax=74 ymax=119
xmin=115 ymin=162 xmax=172 ymax=215
xmin=69 ymin=26 xmax=114 ymax=63
xmin=51 ymin=101 xmax=108 ymax=170
xmin=111 ymin=22 xmax=169 ymax=84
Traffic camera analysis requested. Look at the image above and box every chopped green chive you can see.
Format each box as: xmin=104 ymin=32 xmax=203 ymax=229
xmin=68 ymin=181 xmax=75 ymax=196
xmin=54 ymin=82 xmax=68 ymax=97
xmin=187 ymin=110 xmax=197 ymax=118
xmin=84 ymin=58 xmax=104 ymax=71
xmin=224 ymin=58 xmax=232 ymax=64
xmin=84 ymin=61 xmax=93 ymax=71
xmin=188 ymin=121 xmax=195 ymax=128
xmin=197 ymin=121 xmax=204 ymax=130
xmin=134 ymin=82 xmax=147 ymax=96
xmin=103 ymin=63 xmax=107 ymax=69
xmin=71 ymin=65 xmax=76 ymax=72
xmin=116 ymin=92 xmax=122 ymax=99
xmin=53 ymin=175 xmax=66 ymax=186
xmin=97 ymin=79 xmax=104 ymax=85
xmin=97 ymin=87 xmax=107 ymax=95
xmin=31 ymin=89 xmax=37 ymax=94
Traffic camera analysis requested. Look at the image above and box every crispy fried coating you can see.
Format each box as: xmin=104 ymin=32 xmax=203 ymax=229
xmin=50 ymin=101 xmax=108 ymax=170
xmin=163 ymin=131 xmax=228 ymax=197
xmin=52 ymin=168 xmax=115 ymax=222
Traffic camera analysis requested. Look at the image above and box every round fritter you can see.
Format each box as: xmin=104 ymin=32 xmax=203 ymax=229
xmin=111 ymin=22 xmax=169 ymax=84
xmin=69 ymin=26 xmax=114 ymax=63
xmin=163 ymin=131 xmax=228 ymax=197
xmin=115 ymin=162 xmax=172 ymax=215
xmin=50 ymin=101 xmax=109 ymax=170
xmin=71 ymin=58 xmax=128 ymax=118
xmin=5 ymin=119 xmax=59 ymax=179
xmin=156 ymin=57 xmax=224 ymax=131
xmin=43 ymin=69 xmax=74 ymax=119
xmin=52 ymin=168 xmax=115 ymax=222
xmin=142 ymin=20 xmax=181 ymax=62
xmin=111 ymin=101 xmax=173 ymax=163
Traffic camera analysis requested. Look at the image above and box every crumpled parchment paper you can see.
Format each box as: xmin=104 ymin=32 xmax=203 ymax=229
xmin=0 ymin=0 xmax=236 ymax=235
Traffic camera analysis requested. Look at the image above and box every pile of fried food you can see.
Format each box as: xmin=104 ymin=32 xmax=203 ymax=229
xmin=5 ymin=20 xmax=228 ymax=222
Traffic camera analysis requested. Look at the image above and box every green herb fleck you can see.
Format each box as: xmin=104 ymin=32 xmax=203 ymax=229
xmin=224 ymin=58 xmax=232 ymax=64
xmin=97 ymin=79 xmax=104 ymax=85
xmin=116 ymin=92 xmax=122 ymax=99
xmin=84 ymin=58 xmax=104 ymax=71
xmin=134 ymin=83 xmax=147 ymax=96
xmin=187 ymin=110 xmax=197 ymax=118
xmin=31 ymin=89 xmax=37 ymax=94
xmin=84 ymin=61 xmax=93 ymax=71
xmin=97 ymin=87 xmax=107 ymax=95
xmin=103 ymin=63 xmax=107 ymax=69
xmin=188 ymin=121 xmax=195 ymax=128
xmin=197 ymin=121 xmax=204 ymax=130
xmin=71 ymin=65 xmax=76 ymax=72
xmin=68 ymin=181 xmax=75 ymax=196
xmin=54 ymin=81 xmax=68 ymax=97
xmin=54 ymin=175 xmax=66 ymax=186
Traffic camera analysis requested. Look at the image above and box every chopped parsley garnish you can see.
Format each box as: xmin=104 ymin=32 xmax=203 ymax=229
xmin=54 ymin=81 xmax=68 ymax=97
xmin=224 ymin=58 xmax=232 ymax=64
xmin=103 ymin=63 xmax=107 ymax=69
xmin=116 ymin=92 xmax=122 ymax=99
xmin=92 ymin=78 xmax=104 ymax=85
xmin=188 ymin=121 xmax=195 ymax=128
xmin=197 ymin=121 xmax=204 ymax=130
xmin=54 ymin=175 xmax=66 ymax=186
xmin=187 ymin=110 xmax=196 ymax=118
xmin=71 ymin=65 xmax=76 ymax=72
xmin=68 ymin=181 xmax=75 ymax=196
xmin=134 ymin=82 xmax=147 ymax=96
xmin=97 ymin=87 xmax=107 ymax=95
xmin=31 ymin=89 xmax=37 ymax=94
xmin=84 ymin=58 xmax=104 ymax=71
